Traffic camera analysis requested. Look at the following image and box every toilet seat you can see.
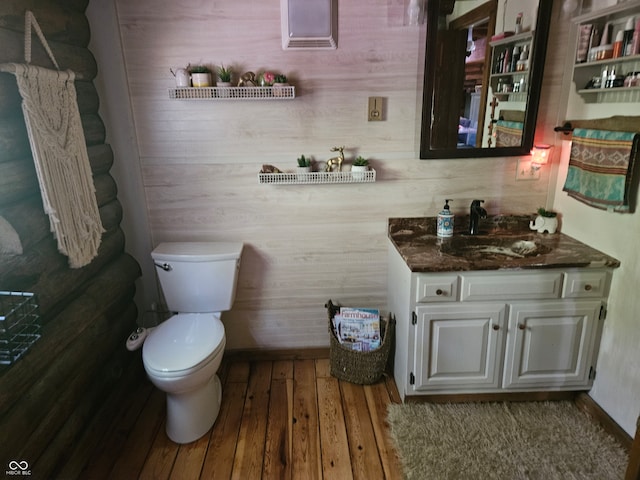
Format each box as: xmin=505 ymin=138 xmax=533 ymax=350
xmin=143 ymin=313 xmax=225 ymax=377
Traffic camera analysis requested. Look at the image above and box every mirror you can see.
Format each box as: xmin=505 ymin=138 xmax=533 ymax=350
xmin=420 ymin=0 xmax=552 ymax=159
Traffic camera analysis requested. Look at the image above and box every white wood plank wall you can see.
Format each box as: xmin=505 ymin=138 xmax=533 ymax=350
xmin=112 ymin=0 xmax=563 ymax=349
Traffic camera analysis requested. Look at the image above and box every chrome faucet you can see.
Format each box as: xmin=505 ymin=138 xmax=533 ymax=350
xmin=469 ymin=199 xmax=487 ymax=235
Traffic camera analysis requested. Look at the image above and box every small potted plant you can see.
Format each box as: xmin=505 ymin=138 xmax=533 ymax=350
xmin=216 ymin=65 xmax=233 ymax=98
xmin=529 ymin=207 xmax=558 ymax=234
xmin=297 ymin=155 xmax=312 ymax=180
xmin=217 ymin=65 xmax=233 ymax=86
xmin=351 ymin=156 xmax=369 ymax=180
xmin=260 ymin=71 xmax=275 ymax=87
xmin=189 ymin=65 xmax=212 ymax=87
xmin=272 ymin=74 xmax=290 ymax=97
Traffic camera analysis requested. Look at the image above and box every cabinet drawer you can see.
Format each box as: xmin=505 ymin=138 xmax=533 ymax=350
xmin=416 ymin=275 xmax=459 ymax=303
xmin=563 ymin=270 xmax=610 ymax=298
xmin=460 ymin=271 xmax=563 ymax=301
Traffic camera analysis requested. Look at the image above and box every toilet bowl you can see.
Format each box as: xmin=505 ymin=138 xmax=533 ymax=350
xmin=142 ymin=312 xmax=226 ymax=443
xmin=145 ymin=241 xmax=242 ymax=444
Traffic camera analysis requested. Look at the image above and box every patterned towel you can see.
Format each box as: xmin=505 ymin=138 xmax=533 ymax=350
xmin=563 ymin=128 xmax=640 ymax=213
xmin=495 ymin=120 xmax=523 ymax=147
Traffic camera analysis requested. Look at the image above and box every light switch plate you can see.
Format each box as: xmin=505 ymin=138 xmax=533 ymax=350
xmin=368 ymin=96 xmax=384 ymax=121
xmin=516 ymin=158 xmax=540 ymax=181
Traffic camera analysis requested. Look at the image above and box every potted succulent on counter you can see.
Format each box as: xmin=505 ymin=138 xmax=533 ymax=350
xmin=530 ymin=207 xmax=558 ymax=234
xmin=351 ymin=156 xmax=369 ymax=180
xmin=189 ymin=65 xmax=212 ymax=87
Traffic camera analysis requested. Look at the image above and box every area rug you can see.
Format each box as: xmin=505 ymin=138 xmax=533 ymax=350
xmin=387 ymin=401 xmax=628 ymax=480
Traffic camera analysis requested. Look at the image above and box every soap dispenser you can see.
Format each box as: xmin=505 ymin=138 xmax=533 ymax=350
xmin=437 ymin=199 xmax=454 ymax=238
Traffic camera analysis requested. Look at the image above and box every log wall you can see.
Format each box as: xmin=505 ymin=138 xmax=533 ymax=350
xmin=0 ymin=0 xmax=142 ymax=477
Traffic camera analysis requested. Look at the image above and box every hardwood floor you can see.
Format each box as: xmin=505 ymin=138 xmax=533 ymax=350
xmin=79 ymin=356 xmax=404 ymax=479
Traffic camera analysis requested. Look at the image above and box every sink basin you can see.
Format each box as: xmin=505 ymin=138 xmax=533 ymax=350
xmin=439 ymin=235 xmax=552 ymax=259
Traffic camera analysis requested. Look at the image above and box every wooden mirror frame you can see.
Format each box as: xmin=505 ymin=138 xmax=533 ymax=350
xmin=420 ymin=0 xmax=553 ymax=159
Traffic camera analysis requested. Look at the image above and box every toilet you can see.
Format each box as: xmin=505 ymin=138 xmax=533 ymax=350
xmin=143 ymin=241 xmax=243 ymax=444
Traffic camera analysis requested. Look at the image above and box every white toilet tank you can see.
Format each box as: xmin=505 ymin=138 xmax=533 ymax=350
xmin=151 ymin=242 xmax=243 ymax=313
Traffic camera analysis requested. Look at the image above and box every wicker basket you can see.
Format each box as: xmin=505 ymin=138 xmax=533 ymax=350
xmin=326 ymin=299 xmax=394 ymax=385
xmin=0 ymin=291 xmax=40 ymax=366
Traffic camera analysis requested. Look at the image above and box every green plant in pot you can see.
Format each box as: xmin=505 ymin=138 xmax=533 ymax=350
xmin=189 ymin=65 xmax=212 ymax=87
xmin=351 ymin=156 xmax=369 ymax=180
xmin=215 ymin=65 xmax=233 ymax=98
xmin=296 ymin=154 xmax=312 ymax=180
xmin=537 ymin=208 xmax=557 ymax=218
xmin=353 ymin=156 xmax=369 ymax=167
xmin=274 ymin=74 xmax=288 ymax=85
xmin=272 ymin=74 xmax=290 ymax=97
xmin=530 ymin=207 xmax=558 ymax=234
xmin=217 ymin=65 xmax=232 ymax=86
xmin=297 ymin=155 xmax=311 ymax=168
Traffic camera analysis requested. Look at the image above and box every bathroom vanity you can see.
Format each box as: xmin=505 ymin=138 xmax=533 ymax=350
xmin=387 ymin=216 xmax=620 ymax=401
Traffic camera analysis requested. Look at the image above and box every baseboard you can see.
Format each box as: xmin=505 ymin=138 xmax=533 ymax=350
xmin=404 ymin=391 xmax=577 ymax=403
xmin=574 ymin=392 xmax=632 ymax=450
xmin=225 ymin=347 xmax=330 ymax=362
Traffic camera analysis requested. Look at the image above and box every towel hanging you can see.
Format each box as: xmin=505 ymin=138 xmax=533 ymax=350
xmin=562 ymin=128 xmax=640 ymax=213
xmin=0 ymin=11 xmax=104 ymax=268
xmin=495 ymin=120 xmax=523 ymax=148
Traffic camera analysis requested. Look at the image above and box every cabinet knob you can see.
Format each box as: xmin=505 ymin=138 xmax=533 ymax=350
xmin=584 ymin=284 xmax=592 ymax=291
xmin=518 ymin=323 xmax=526 ymax=330
xmin=492 ymin=324 xmax=500 ymax=331
xmin=435 ymin=289 xmax=444 ymax=296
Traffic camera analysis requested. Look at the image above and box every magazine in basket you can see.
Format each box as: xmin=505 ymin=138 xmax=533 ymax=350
xmin=331 ymin=307 xmax=381 ymax=352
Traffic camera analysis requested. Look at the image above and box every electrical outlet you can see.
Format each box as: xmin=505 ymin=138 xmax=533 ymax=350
xmin=368 ymin=96 xmax=384 ymax=121
xmin=515 ymin=158 xmax=540 ymax=181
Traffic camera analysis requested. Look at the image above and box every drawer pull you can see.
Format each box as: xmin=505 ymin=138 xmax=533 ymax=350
xmin=436 ymin=289 xmax=444 ymax=296
xmin=492 ymin=324 xmax=500 ymax=331
xmin=518 ymin=324 xmax=526 ymax=330
xmin=584 ymin=284 xmax=593 ymax=291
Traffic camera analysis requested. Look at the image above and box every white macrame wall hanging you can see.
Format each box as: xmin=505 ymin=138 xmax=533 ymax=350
xmin=0 ymin=11 xmax=104 ymax=268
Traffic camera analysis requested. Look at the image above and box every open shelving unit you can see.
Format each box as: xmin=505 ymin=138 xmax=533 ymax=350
xmin=571 ymin=1 xmax=640 ymax=103
xmin=489 ymin=31 xmax=533 ymax=102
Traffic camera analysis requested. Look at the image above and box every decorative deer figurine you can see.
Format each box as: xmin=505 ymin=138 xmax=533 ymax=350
xmin=324 ymin=146 xmax=344 ymax=172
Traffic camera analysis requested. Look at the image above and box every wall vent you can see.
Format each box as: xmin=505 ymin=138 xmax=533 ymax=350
xmin=280 ymin=0 xmax=337 ymax=50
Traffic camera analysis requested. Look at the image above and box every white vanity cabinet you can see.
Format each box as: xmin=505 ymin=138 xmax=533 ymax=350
xmin=388 ymin=244 xmax=611 ymax=400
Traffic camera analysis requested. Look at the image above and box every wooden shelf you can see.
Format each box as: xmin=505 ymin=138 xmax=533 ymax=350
xmin=489 ymin=31 xmax=533 ymax=48
xmin=574 ymin=54 xmax=640 ymax=70
xmin=571 ymin=1 xmax=640 ymax=103
xmin=572 ymin=0 xmax=640 ymax=24
xmin=578 ymin=86 xmax=640 ymax=94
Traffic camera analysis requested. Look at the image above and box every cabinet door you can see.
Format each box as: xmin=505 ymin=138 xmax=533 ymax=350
xmin=503 ymin=300 xmax=602 ymax=389
xmin=413 ymin=303 xmax=506 ymax=391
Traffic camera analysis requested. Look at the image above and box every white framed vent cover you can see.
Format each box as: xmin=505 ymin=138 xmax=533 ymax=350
xmin=280 ymin=0 xmax=338 ymax=50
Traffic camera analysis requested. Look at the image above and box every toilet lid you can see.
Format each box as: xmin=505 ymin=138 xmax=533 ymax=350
xmin=143 ymin=313 xmax=225 ymax=373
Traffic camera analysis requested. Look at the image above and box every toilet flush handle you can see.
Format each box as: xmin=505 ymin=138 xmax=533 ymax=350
xmin=154 ymin=262 xmax=172 ymax=272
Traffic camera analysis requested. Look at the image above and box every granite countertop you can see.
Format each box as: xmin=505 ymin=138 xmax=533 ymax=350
xmin=388 ymin=215 xmax=621 ymax=273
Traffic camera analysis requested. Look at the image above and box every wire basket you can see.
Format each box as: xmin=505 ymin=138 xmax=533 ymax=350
xmin=258 ymin=169 xmax=376 ymax=185
xmin=326 ymin=299 xmax=394 ymax=385
xmin=168 ymin=85 xmax=296 ymax=100
xmin=0 ymin=291 xmax=41 ymax=365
